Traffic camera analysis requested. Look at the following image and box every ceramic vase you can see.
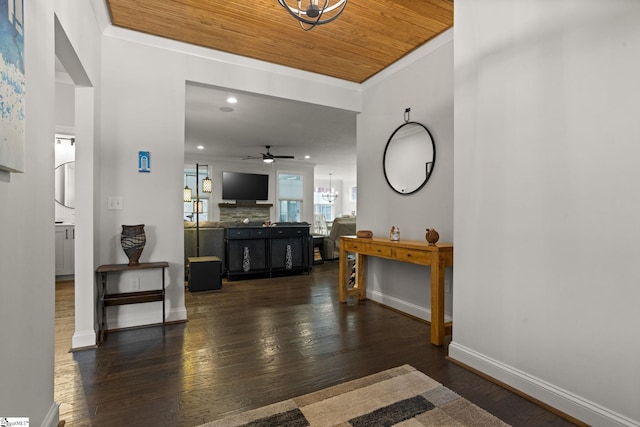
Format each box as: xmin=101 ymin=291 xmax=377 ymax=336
xmin=285 ymin=244 xmax=293 ymax=270
xmin=425 ymin=228 xmax=439 ymax=246
xmin=121 ymin=224 xmax=146 ymax=266
xmin=242 ymin=247 xmax=250 ymax=272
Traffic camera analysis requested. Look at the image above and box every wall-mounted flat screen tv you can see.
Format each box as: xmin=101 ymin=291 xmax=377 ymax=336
xmin=222 ymin=171 xmax=269 ymax=201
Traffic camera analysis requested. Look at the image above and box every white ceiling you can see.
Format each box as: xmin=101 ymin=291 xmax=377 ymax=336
xmin=184 ymin=83 xmax=357 ymax=181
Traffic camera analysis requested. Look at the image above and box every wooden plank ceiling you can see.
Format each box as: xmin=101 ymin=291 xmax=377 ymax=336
xmin=106 ymin=0 xmax=453 ymax=83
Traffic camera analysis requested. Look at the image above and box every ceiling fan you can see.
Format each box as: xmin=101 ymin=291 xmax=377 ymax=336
xmin=243 ymin=145 xmax=295 ymax=163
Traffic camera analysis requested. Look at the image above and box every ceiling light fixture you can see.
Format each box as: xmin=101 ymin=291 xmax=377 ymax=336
xmin=227 ymin=96 xmax=238 ymax=104
xmin=278 ymin=0 xmax=348 ymax=31
xmin=202 ymin=173 xmax=212 ymax=193
xmin=322 ymin=173 xmax=338 ymax=203
xmin=263 ymin=157 xmax=274 ymax=164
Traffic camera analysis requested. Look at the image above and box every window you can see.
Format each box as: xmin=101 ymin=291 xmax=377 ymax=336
xmin=314 ymin=204 xmax=333 ymax=222
xmin=183 ymin=167 xmax=209 ymax=221
xmin=313 ymin=185 xmax=335 ymax=222
xmin=278 ymin=173 xmax=302 ymax=222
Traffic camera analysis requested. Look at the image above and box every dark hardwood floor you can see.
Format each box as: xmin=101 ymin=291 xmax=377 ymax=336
xmin=55 ymin=262 xmax=577 ymax=426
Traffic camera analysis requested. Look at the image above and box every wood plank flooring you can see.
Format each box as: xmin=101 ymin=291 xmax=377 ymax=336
xmin=55 ymin=262 xmax=577 ymax=426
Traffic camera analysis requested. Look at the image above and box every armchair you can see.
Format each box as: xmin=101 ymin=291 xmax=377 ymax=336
xmin=322 ymin=216 xmax=356 ymax=260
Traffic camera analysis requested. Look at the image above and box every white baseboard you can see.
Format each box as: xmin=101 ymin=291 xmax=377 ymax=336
xmin=368 ymin=289 xmax=453 ymax=323
xmin=72 ymin=329 xmax=97 ymax=349
xmin=167 ymin=307 xmax=187 ymax=323
xmin=448 ymin=342 xmax=639 ymax=427
xmin=41 ymin=401 xmax=59 ymax=427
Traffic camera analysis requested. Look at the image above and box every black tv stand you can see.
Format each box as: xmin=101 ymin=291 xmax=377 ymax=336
xmin=225 ymin=224 xmax=312 ymax=280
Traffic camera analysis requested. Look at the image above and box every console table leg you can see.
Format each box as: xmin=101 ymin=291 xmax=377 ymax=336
xmin=430 ymin=258 xmax=446 ymax=346
xmin=162 ymin=267 xmax=166 ymax=325
xmin=339 ymin=247 xmax=348 ymax=302
xmin=355 ymin=253 xmax=367 ymax=300
xmin=99 ymin=272 xmax=107 ymax=345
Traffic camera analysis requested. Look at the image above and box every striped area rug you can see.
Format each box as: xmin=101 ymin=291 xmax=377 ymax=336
xmin=200 ymin=364 xmax=510 ymax=427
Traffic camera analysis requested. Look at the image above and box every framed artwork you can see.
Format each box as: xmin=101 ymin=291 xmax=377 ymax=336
xmin=138 ymin=151 xmax=150 ymax=172
xmin=0 ymin=0 xmax=25 ymax=173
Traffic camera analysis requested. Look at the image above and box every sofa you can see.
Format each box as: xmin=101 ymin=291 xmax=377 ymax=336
xmin=322 ymin=216 xmax=357 ymax=260
xmin=184 ymin=221 xmax=227 ymax=274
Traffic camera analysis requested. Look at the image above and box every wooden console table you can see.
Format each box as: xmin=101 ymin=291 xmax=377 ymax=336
xmin=339 ymin=236 xmax=453 ymax=346
xmin=96 ymin=262 xmax=168 ymax=344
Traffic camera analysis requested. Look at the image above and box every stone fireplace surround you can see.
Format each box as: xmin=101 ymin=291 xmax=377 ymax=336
xmin=218 ymin=203 xmax=273 ymax=223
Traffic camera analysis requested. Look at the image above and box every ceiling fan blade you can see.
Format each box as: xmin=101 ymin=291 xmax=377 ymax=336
xmin=245 ymin=146 xmax=294 ymax=161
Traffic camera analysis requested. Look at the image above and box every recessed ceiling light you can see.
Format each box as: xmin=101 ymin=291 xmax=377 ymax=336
xmin=197 ymin=145 xmax=204 ymax=150
xmin=304 ymin=155 xmax=311 ymax=159
xmin=227 ymin=96 xmax=238 ymax=104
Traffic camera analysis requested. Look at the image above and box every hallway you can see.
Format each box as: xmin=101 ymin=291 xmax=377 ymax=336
xmin=54 ymin=263 xmax=575 ymax=426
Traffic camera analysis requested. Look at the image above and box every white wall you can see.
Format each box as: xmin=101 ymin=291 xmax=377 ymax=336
xmin=450 ymin=1 xmax=640 ymax=426
xmin=0 ymin=2 xmax=56 ymax=423
xmin=0 ymin=0 xmax=100 ymax=424
xmin=55 ymin=80 xmax=74 ymax=129
xmin=358 ymin=30 xmax=454 ymax=320
xmin=98 ymin=28 xmax=361 ymax=328
xmin=54 ymin=0 xmax=104 ymax=351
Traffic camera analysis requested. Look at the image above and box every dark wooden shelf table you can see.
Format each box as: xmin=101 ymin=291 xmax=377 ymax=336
xmin=96 ymin=261 xmax=169 ymax=345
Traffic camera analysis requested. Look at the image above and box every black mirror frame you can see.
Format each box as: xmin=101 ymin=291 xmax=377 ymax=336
xmin=382 ymin=121 xmax=436 ymax=195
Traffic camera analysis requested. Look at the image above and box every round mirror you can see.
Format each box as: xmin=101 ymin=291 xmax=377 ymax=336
xmin=383 ymin=122 xmax=435 ymax=195
xmin=55 ymin=161 xmax=75 ymax=209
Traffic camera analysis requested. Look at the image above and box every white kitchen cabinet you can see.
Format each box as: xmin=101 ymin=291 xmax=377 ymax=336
xmin=55 ymin=224 xmax=75 ymax=276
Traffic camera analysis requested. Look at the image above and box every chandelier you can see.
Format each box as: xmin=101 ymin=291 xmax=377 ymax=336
xmin=278 ymin=0 xmax=348 ymax=31
xmin=322 ymin=173 xmax=338 ymax=203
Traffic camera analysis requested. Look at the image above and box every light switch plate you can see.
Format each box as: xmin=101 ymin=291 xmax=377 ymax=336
xmin=107 ymin=196 xmax=123 ymax=210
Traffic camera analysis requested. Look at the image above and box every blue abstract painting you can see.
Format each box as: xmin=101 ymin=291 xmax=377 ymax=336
xmin=0 ymin=0 xmax=24 ymax=173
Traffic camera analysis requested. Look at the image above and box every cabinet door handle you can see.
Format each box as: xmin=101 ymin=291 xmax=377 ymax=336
xmin=73 ymin=229 xmax=75 ymax=239
xmin=66 ymin=229 xmax=68 ymax=240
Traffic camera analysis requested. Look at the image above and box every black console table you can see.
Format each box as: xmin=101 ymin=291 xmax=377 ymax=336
xmin=225 ymin=225 xmax=311 ymax=279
